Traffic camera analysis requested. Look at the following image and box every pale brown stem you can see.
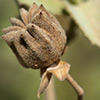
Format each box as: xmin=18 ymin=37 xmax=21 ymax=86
xmin=66 ymin=74 xmax=84 ymax=100
xmin=44 ymin=77 xmax=56 ymax=100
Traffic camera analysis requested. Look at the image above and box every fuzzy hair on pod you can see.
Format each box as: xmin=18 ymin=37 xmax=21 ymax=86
xmin=2 ymin=3 xmax=67 ymax=69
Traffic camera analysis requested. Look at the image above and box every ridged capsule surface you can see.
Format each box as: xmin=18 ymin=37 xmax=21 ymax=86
xmin=2 ymin=3 xmax=67 ymax=69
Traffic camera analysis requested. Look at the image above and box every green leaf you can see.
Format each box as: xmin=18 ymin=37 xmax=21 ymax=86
xmin=63 ymin=0 xmax=100 ymax=47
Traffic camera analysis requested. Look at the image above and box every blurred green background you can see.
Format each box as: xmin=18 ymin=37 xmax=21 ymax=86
xmin=0 ymin=0 xmax=100 ymax=100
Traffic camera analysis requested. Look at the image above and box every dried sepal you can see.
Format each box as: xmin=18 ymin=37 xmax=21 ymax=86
xmin=13 ymin=29 xmax=41 ymax=69
xmin=12 ymin=31 xmax=30 ymax=68
xmin=47 ymin=60 xmax=70 ymax=81
xmin=37 ymin=60 xmax=70 ymax=98
xmin=10 ymin=17 xmax=25 ymax=28
xmin=32 ymin=11 xmax=66 ymax=51
xmin=19 ymin=29 xmax=39 ymax=52
xmin=2 ymin=26 xmax=21 ymax=34
xmin=32 ymin=4 xmax=65 ymax=36
xmin=27 ymin=23 xmax=54 ymax=46
xmin=20 ymin=8 xmax=28 ymax=25
xmin=37 ymin=68 xmax=52 ymax=98
xmin=28 ymin=2 xmax=38 ymax=22
xmin=32 ymin=12 xmax=63 ymax=46
xmin=2 ymin=31 xmax=18 ymax=45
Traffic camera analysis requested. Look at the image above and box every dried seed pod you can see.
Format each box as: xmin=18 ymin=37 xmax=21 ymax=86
xmin=2 ymin=3 xmax=70 ymax=98
xmin=2 ymin=3 xmax=66 ymax=69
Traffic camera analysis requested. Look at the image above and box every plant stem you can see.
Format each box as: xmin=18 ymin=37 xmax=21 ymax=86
xmin=66 ymin=74 xmax=84 ymax=100
xmin=44 ymin=77 xmax=56 ymax=100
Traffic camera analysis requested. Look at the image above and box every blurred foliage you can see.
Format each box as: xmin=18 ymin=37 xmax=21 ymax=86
xmin=64 ymin=0 xmax=100 ymax=47
xmin=68 ymin=0 xmax=88 ymax=4
xmin=0 ymin=0 xmax=100 ymax=100
xmin=68 ymin=0 xmax=83 ymax=4
xmin=16 ymin=0 xmax=65 ymax=14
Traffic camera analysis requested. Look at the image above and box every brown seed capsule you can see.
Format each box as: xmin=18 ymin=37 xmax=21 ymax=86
xmin=2 ymin=3 xmax=70 ymax=98
xmin=2 ymin=3 xmax=66 ymax=69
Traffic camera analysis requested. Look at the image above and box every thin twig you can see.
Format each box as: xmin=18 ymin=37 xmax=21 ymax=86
xmin=66 ymin=74 xmax=84 ymax=100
